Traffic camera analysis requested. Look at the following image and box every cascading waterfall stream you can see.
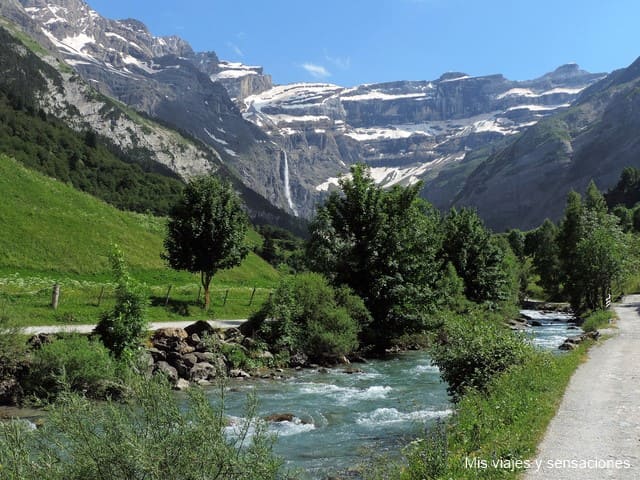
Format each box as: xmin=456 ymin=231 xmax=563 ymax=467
xmin=281 ymin=150 xmax=298 ymax=216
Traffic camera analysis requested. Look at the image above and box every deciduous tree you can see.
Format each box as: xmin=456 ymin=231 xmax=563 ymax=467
xmin=163 ymin=176 xmax=249 ymax=310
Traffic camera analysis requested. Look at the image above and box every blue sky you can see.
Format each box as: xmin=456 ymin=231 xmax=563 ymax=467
xmin=87 ymin=0 xmax=640 ymax=87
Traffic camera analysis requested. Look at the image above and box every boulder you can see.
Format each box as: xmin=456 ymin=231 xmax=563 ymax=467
xmin=230 ymin=369 xmax=251 ymax=378
xmin=194 ymin=351 xmax=217 ymax=363
xmin=175 ymin=341 xmax=196 ymax=355
xmin=154 ymin=361 xmax=178 ymax=383
xmin=257 ymin=350 xmax=274 ymax=360
xmin=147 ymin=347 xmax=166 ymax=362
xmin=264 ymin=413 xmax=295 ymax=423
xmin=559 ymin=340 xmax=578 ymax=351
xmin=559 ymin=331 xmax=600 ymax=350
xmin=224 ymin=328 xmax=243 ymax=343
xmin=166 ymin=351 xmax=184 ymax=367
xmin=343 ymin=367 xmax=364 ymax=374
xmin=182 ymin=353 xmax=199 ymax=368
xmin=185 ymin=320 xmax=214 ymax=338
xmin=186 ymin=333 xmax=202 ymax=347
xmin=153 ymin=328 xmax=188 ymax=341
xmin=190 ymin=362 xmax=218 ymax=381
xmin=139 ymin=351 xmax=155 ymax=374
xmin=289 ymin=352 xmax=309 ymax=368
xmin=152 ymin=328 xmax=192 ymax=352
xmin=174 ymin=378 xmax=191 ymax=391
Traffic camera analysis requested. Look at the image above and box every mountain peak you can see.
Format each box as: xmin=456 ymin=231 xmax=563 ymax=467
xmin=542 ymin=63 xmax=593 ymax=81
xmin=438 ymin=72 xmax=470 ymax=82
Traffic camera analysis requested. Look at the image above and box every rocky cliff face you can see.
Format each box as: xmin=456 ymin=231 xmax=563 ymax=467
xmin=240 ymin=65 xmax=604 ymax=216
xmin=14 ymin=0 xmax=615 ymax=227
xmin=454 ymin=57 xmax=640 ymax=231
xmin=0 ymin=13 xmax=301 ymax=232
xmin=17 ymin=0 xmax=296 ymax=219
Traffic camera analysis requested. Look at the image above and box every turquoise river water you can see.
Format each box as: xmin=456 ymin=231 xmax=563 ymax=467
xmin=216 ymin=310 xmax=577 ymax=478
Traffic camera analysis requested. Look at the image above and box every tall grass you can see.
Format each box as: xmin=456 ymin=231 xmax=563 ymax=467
xmin=581 ymin=309 xmax=615 ymax=332
xmin=393 ymin=343 xmax=591 ymax=479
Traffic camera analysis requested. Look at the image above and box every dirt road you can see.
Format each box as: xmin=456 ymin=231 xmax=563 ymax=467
xmin=22 ymin=319 xmax=245 ymax=335
xmin=523 ymin=295 xmax=640 ymax=479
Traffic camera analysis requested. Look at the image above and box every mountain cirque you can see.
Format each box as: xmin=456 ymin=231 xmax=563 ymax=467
xmin=16 ymin=0 xmax=636 ymax=231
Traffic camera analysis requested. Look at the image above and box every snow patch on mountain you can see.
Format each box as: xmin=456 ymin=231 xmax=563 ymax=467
xmin=341 ymin=91 xmax=428 ymax=102
xmin=316 ymin=163 xmax=437 ymax=192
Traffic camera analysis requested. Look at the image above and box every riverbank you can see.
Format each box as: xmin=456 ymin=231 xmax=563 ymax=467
xmin=379 ymin=310 xmax=596 ymax=479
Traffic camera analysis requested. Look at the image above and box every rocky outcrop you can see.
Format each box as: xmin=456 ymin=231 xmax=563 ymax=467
xmin=147 ymin=322 xmax=287 ymax=388
xmin=16 ymin=0 xmax=300 ymax=219
xmin=559 ymin=331 xmax=600 ymax=351
xmin=150 ymin=325 xmax=227 ymax=387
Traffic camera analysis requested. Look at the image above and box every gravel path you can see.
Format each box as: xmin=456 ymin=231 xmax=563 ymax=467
xmin=522 ymin=295 xmax=640 ymax=479
xmin=22 ymin=319 xmax=246 ymax=335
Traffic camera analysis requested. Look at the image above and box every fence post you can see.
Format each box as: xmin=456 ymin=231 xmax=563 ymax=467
xmin=51 ymin=283 xmax=60 ymax=310
xmin=164 ymin=285 xmax=173 ymax=306
xmin=223 ymin=289 xmax=229 ymax=307
xmin=97 ymin=286 xmax=105 ymax=307
xmin=249 ymin=287 xmax=256 ymax=306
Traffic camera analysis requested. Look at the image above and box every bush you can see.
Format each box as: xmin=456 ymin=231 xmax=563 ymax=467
xmin=582 ymin=309 xmax=615 ymax=332
xmin=23 ymin=334 xmax=125 ymax=402
xmin=94 ymin=246 xmax=148 ymax=358
xmin=249 ymin=273 xmax=364 ymax=361
xmin=430 ymin=314 xmax=535 ymax=401
xmin=0 ymin=375 xmax=283 ymax=480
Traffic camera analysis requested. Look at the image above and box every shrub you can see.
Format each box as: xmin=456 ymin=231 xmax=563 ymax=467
xmin=582 ymin=309 xmax=615 ymax=332
xmin=0 ymin=375 xmax=282 ymax=480
xmin=23 ymin=334 xmax=125 ymax=402
xmin=430 ymin=314 xmax=535 ymax=401
xmin=396 ymin=347 xmax=588 ymax=479
xmin=250 ymin=273 xmax=363 ymax=360
xmin=94 ymin=246 xmax=148 ymax=358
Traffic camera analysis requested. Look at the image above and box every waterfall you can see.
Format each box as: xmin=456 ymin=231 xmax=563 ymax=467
xmin=282 ymin=150 xmax=298 ymax=216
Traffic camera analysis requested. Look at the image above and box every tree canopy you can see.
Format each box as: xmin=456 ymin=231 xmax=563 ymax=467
xmin=307 ymin=164 xmax=442 ymax=350
xmin=163 ymin=176 xmax=249 ymax=309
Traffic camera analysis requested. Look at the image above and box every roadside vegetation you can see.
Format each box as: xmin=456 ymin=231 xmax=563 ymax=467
xmin=390 ymin=343 xmax=591 ymax=480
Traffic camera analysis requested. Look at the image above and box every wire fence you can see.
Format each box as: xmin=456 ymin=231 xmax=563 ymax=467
xmin=0 ymin=280 xmax=273 ymax=323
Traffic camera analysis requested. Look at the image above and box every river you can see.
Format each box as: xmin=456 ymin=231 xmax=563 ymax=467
xmin=1 ymin=311 xmax=578 ymax=479
xmin=217 ymin=310 xmax=578 ymax=478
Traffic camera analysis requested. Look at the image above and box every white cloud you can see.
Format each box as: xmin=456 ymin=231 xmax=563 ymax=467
xmin=226 ymin=41 xmax=244 ymax=58
xmin=301 ymin=62 xmax=331 ymax=78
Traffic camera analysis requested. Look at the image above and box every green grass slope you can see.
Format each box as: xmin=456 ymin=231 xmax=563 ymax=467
xmin=0 ymin=154 xmax=280 ymax=324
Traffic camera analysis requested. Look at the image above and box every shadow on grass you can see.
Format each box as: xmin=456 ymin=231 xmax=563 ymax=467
xmin=150 ymin=297 xmax=198 ymax=317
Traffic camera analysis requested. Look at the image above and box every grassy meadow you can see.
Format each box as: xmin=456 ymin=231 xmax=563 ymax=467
xmin=0 ymin=154 xmax=280 ymax=325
